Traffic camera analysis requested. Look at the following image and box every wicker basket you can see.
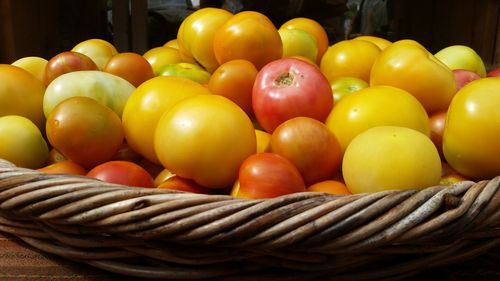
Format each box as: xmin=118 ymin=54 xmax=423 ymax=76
xmin=0 ymin=158 xmax=499 ymax=280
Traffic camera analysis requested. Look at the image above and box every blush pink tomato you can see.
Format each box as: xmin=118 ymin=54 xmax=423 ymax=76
xmin=44 ymin=51 xmax=98 ymax=86
xmin=252 ymin=58 xmax=333 ymax=133
xmin=269 ymin=117 xmax=342 ymax=186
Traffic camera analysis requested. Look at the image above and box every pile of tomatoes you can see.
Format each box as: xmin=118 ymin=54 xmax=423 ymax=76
xmin=1 ymin=8 xmax=499 ymax=199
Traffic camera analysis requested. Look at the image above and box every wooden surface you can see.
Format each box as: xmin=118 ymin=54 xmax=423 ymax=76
xmin=1 ymin=230 xmax=499 ymax=281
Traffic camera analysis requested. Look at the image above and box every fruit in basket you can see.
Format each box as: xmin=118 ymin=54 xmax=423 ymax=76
xmin=443 ymin=77 xmax=500 ymax=179
xmin=142 ymin=46 xmax=186 ymax=75
xmin=11 ymin=56 xmax=48 ymax=82
xmin=353 ymin=35 xmax=392 ymax=50
xmin=435 ymin=45 xmax=487 ymax=77
xmin=270 ymin=117 xmax=342 ymax=186
xmin=452 ymin=69 xmax=481 ymax=91
xmin=253 ymin=58 xmax=333 ymax=133
xmin=86 ymin=160 xmax=154 ymax=188
xmin=429 ymin=110 xmax=447 ymax=159
xmin=46 ymin=96 xmax=124 ymax=169
xmin=279 ymin=17 xmax=329 ymax=64
xmin=43 ymin=70 xmax=135 ymax=118
xmin=343 ymin=126 xmax=441 ymax=194
xmin=487 ymin=68 xmax=500 ymax=77
xmin=71 ymin=38 xmax=118 ymax=70
xmin=0 ymin=64 xmax=46 ymax=130
xmin=103 ymin=52 xmax=154 ymax=87
xmin=0 ymin=115 xmax=48 ymax=169
xmin=278 ymin=28 xmax=318 ymax=63
xmin=320 ymin=39 xmax=381 ymax=82
xmin=43 ymin=51 xmax=98 ymax=86
xmin=38 ymin=160 xmax=87 ymax=176
xmin=177 ymin=7 xmax=233 ymax=72
xmin=208 ymin=59 xmax=258 ymax=117
xmin=232 ymin=152 xmax=306 ymax=199
xmin=329 ymin=76 xmax=369 ymax=104
xmin=370 ymin=39 xmax=457 ymax=113
xmin=157 ymin=175 xmax=211 ymax=194
xmin=307 ymin=180 xmax=352 ymax=195
xmin=213 ymin=11 xmax=282 ymax=70
xmin=255 ymin=129 xmax=271 ymax=153
xmin=158 ymin=62 xmax=211 ymax=84
xmin=154 ymin=94 xmax=256 ymax=189
xmin=326 ymin=85 xmax=430 ymax=153
xmin=122 ymin=76 xmax=211 ymax=164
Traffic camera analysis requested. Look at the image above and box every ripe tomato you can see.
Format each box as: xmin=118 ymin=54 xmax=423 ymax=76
xmin=270 ymin=117 xmax=342 ymax=186
xmin=143 ymin=46 xmax=188 ymax=75
xmin=46 ymin=96 xmax=124 ymax=169
xmin=443 ymin=77 xmax=500 ymax=180
xmin=343 ymin=126 xmax=441 ymax=194
xmin=325 ymin=85 xmax=430 ymax=153
xmin=213 ymin=11 xmax=282 ymax=70
xmin=154 ymin=95 xmax=256 ymax=189
xmin=320 ymin=39 xmax=381 ymax=83
xmin=122 ymin=76 xmax=211 ymax=163
xmin=177 ymin=7 xmax=233 ymax=72
xmin=0 ymin=64 xmax=46 ymax=130
xmin=279 ymin=17 xmax=329 ymax=64
xmin=208 ymin=59 xmax=258 ymax=117
xmin=11 ymin=56 xmax=48 ymax=82
xmin=38 ymin=160 xmax=87 ymax=176
xmin=429 ymin=110 xmax=447 ymax=159
xmin=278 ymin=28 xmax=318 ymax=63
xmin=307 ymin=180 xmax=352 ymax=195
xmin=86 ymin=160 xmax=154 ymax=188
xmin=71 ymin=38 xmax=118 ymax=70
xmin=44 ymin=51 xmax=98 ymax=86
xmin=157 ymin=175 xmax=211 ymax=194
xmin=0 ymin=115 xmax=48 ymax=169
xmin=103 ymin=52 xmax=154 ymax=87
xmin=353 ymin=35 xmax=392 ymax=50
xmin=233 ymin=152 xmax=306 ymax=199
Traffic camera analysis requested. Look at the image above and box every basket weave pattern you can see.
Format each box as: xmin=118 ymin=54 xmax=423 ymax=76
xmin=0 ymin=159 xmax=499 ymax=280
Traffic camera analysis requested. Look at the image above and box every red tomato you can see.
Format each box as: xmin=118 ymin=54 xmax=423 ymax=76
xmin=270 ymin=117 xmax=342 ymax=186
xmin=103 ymin=52 xmax=155 ymax=87
xmin=44 ymin=51 xmax=98 ymax=86
xmin=208 ymin=59 xmax=258 ymax=117
xmin=253 ymin=58 xmax=333 ymax=132
xmin=232 ymin=152 xmax=306 ymax=199
xmin=213 ymin=11 xmax=282 ymax=70
xmin=157 ymin=175 xmax=211 ymax=194
xmin=87 ymin=160 xmax=154 ymax=188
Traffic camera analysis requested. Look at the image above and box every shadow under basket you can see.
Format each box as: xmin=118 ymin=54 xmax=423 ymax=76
xmin=0 ymin=159 xmax=499 ymax=281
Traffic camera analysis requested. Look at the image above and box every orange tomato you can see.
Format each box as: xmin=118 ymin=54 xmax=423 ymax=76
xmin=320 ymin=39 xmax=381 ymax=82
xmin=38 ymin=160 xmax=87 ymax=176
xmin=103 ymin=52 xmax=155 ymax=87
xmin=213 ymin=11 xmax=282 ymax=70
xmin=280 ymin=17 xmax=329 ymax=64
xmin=86 ymin=160 xmax=154 ymax=188
xmin=208 ymin=59 xmax=258 ymax=117
xmin=307 ymin=180 xmax=352 ymax=195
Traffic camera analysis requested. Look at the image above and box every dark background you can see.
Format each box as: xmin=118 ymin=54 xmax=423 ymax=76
xmin=1 ymin=0 xmax=499 ymax=69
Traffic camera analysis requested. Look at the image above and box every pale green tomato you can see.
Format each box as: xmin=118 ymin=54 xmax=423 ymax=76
xmin=43 ymin=70 xmax=135 ymax=118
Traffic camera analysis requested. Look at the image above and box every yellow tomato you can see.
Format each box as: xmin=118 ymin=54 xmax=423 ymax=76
xmin=278 ymin=28 xmax=318 ymax=63
xmin=71 ymin=38 xmax=118 ymax=70
xmin=154 ymin=95 xmax=256 ymax=188
xmin=0 ymin=115 xmax=48 ymax=169
xmin=343 ymin=126 xmax=441 ymax=194
xmin=177 ymin=7 xmax=233 ymax=72
xmin=143 ymin=46 xmax=195 ymax=75
xmin=11 ymin=56 xmax=48 ymax=82
xmin=255 ymin=129 xmax=271 ymax=153
xmin=370 ymin=39 xmax=457 ymax=113
xmin=320 ymin=39 xmax=381 ymax=82
xmin=163 ymin=39 xmax=179 ymax=49
xmin=0 ymin=64 xmax=46 ymax=130
xmin=325 ymin=85 xmax=430 ymax=153
xmin=435 ymin=45 xmax=486 ymax=77
xmin=353 ymin=35 xmax=392 ymax=50
xmin=122 ymin=76 xmax=211 ymax=163
xmin=443 ymin=77 xmax=500 ymax=180
xmin=213 ymin=11 xmax=282 ymax=70
xmin=280 ymin=17 xmax=330 ymax=64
